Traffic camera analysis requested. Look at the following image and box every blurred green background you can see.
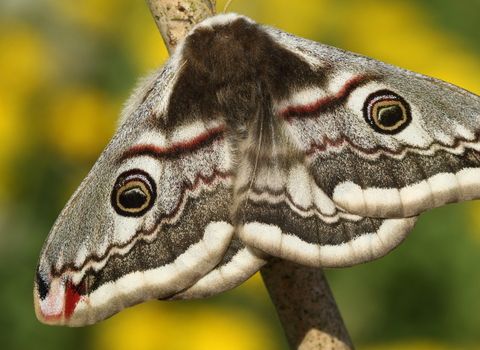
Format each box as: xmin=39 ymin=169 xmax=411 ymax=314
xmin=2 ymin=0 xmax=480 ymax=349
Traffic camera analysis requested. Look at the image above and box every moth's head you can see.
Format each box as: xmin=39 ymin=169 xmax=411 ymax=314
xmin=178 ymin=13 xmax=268 ymax=82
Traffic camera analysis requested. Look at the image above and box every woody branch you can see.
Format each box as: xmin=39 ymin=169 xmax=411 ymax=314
xmin=145 ymin=1 xmax=354 ymax=349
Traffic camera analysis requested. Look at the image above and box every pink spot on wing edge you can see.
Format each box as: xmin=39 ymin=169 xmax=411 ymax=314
xmin=36 ymin=276 xmax=86 ymax=323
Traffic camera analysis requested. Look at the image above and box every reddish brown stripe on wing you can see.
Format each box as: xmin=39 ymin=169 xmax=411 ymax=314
xmin=122 ymin=126 xmax=225 ymax=160
xmin=281 ymin=75 xmax=373 ymax=118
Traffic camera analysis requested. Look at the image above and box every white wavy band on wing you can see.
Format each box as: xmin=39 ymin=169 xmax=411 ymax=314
xmin=35 ymin=221 xmax=234 ymax=327
xmin=333 ymin=168 xmax=480 ymax=217
xmin=169 ymin=246 xmax=267 ymax=300
xmin=239 ymin=217 xmax=417 ymax=268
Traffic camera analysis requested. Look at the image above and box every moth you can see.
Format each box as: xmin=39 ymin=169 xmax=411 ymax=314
xmin=35 ymin=13 xmax=480 ymax=326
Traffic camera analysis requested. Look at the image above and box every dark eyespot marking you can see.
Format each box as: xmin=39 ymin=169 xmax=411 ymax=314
xmin=111 ymin=169 xmax=156 ymax=217
xmin=363 ymin=90 xmax=411 ymax=134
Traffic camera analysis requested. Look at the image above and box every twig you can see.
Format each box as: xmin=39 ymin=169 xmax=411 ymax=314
xmin=261 ymin=259 xmax=354 ymax=349
xmin=145 ymin=1 xmax=354 ymax=348
xmin=146 ymin=0 xmax=215 ymax=54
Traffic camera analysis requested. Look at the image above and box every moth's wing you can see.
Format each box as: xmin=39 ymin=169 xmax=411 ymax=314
xmin=233 ymin=96 xmax=419 ymax=268
xmin=167 ymin=236 xmax=266 ymax=300
xmin=236 ymin=26 xmax=480 ymax=267
xmin=272 ymin=28 xmax=480 ymax=218
xmin=235 ymin=155 xmax=418 ymax=268
xmin=34 ymin=61 xmax=265 ymax=326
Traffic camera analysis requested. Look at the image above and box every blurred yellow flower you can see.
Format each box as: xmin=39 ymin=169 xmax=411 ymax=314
xmin=0 ymin=23 xmax=50 ymax=95
xmin=0 ymin=93 xmax=26 ymax=199
xmin=335 ymin=0 xmax=480 ymax=95
xmin=92 ymin=272 xmax=276 ymax=350
xmin=93 ymin=300 xmax=277 ymax=350
xmin=122 ymin=19 xmax=169 ymax=72
xmin=46 ymin=89 xmax=119 ymax=161
xmin=0 ymin=23 xmax=51 ymax=198
xmin=223 ymin=0 xmax=328 ymax=38
xmin=48 ymin=0 xmax=170 ymax=72
xmin=259 ymin=0 xmax=328 ymax=38
xmin=48 ymin=0 xmax=134 ymax=34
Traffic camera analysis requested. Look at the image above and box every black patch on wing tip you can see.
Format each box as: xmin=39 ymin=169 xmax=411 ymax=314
xmin=36 ymin=270 xmax=50 ymax=300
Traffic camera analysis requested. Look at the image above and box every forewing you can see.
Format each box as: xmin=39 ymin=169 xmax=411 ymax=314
xmin=271 ymin=27 xmax=480 ymax=219
xmin=34 ymin=60 xmax=264 ymax=326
